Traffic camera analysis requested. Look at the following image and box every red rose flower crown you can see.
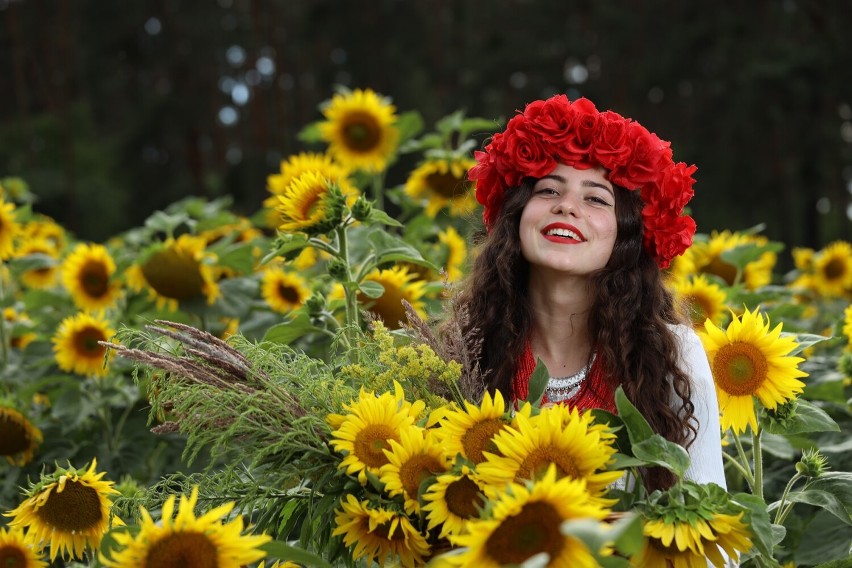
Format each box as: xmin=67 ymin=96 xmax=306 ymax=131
xmin=468 ymin=95 xmax=696 ymax=269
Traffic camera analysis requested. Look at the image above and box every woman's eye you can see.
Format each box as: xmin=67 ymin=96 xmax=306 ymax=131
xmin=535 ymin=187 xmax=558 ymax=195
xmin=588 ymin=195 xmax=612 ymax=206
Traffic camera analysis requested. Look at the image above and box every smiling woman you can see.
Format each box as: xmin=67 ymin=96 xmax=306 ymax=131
xmin=441 ymin=95 xmax=725 ymax=501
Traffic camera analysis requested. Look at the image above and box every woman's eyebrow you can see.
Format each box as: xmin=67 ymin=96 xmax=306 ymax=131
xmin=581 ymin=180 xmax=615 ymax=196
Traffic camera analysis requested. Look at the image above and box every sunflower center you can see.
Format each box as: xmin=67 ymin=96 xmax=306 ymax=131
xmin=0 ymin=545 xmax=27 ymax=568
xmin=80 ymin=260 xmax=110 ymax=298
xmin=702 ymin=257 xmax=737 ymax=286
xmin=144 ymin=531 xmax=218 ymax=568
xmin=425 ymin=172 xmax=466 ymax=199
xmin=277 ymin=283 xmax=301 ymax=304
xmin=0 ymin=413 xmax=30 ymax=456
xmin=713 ymin=342 xmax=768 ymax=395
xmin=685 ymin=293 xmax=710 ymax=326
xmin=516 ymin=446 xmax=581 ymax=482
xmin=361 ymin=288 xmax=407 ymax=331
xmin=400 ymin=454 xmax=445 ymax=499
xmin=342 ymin=113 xmax=381 ymax=152
xmin=297 ymin=191 xmax=324 ymax=221
xmin=372 ymin=518 xmax=406 ymax=542
xmin=353 ymin=424 xmax=399 ymax=468
xmin=822 ymin=258 xmax=846 ymax=281
xmin=141 ymin=248 xmax=205 ymax=300
xmin=459 ymin=418 xmax=504 ymax=464
xmin=36 ymin=480 xmax=103 ymax=532
xmin=444 ymin=476 xmax=485 ymax=520
xmin=74 ymin=326 xmax=108 ymax=357
xmin=484 ymin=501 xmax=565 ymax=564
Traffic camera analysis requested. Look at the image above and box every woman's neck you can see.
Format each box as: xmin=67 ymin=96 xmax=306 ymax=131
xmin=527 ymin=272 xmax=594 ymax=376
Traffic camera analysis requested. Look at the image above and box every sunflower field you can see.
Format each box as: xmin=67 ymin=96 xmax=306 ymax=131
xmin=1 ymin=88 xmax=851 ymax=567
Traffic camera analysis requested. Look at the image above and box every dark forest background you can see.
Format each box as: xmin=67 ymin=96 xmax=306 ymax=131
xmin=2 ymin=0 xmax=851 ymax=265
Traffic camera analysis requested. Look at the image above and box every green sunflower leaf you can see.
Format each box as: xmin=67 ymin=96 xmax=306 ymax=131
xmin=525 ymin=357 xmax=549 ymax=407
xmin=614 ymin=386 xmax=655 ymax=444
xmin=762 ymin=399 xmax=840 ymax=435
xmin=630 ymin=434 xmax=690 ymax=478
xmin=262 ymin=539 xmax=333 ymax=568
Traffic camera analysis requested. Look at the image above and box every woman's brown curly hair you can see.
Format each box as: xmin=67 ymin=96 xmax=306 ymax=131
xmin=444 ymin=179 xmax=697 ymax=491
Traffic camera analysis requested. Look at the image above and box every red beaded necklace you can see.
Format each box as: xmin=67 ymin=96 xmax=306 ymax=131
xmin=512 ymin=342 xmax=617 ymax=414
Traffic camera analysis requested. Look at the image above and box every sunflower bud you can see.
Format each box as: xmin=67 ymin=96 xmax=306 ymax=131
xmin=764 ymin=399 xmax=798 ymax=429
xmin=795 ymin=448 xmax=829 ymax=478
xmin=327 ymin=257 xmax=350 ymax=282
xmin=350 ymin=196 xmax=373 ymax=222
xmin=305 ymin=291 xmax=327 ymax=317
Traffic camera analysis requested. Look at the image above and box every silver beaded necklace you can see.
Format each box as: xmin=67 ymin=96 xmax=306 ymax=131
xmin=545 ymin=353 xmax=596 ymax=402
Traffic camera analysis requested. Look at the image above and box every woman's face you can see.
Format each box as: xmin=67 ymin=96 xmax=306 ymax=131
xmin=519 ymin=163 xmax=617 ymax=277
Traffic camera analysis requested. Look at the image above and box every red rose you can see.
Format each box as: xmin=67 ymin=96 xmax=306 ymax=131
xmin=502 ymin=116 xmax=557 ymax=180
xmin=611 ymin=123 xmax=673 ymax=188
xmin=643 ymin=211 xmax=696 ymax=268
xmin=591 ymin=111 xmax=632 ymax=170
xmin=641 ymin=162 xmax=697 ymax=216
xmin=524 ymin=95 xmax=574 ymax=142
xmin=560 ymin=97 xmax=599 ymax=157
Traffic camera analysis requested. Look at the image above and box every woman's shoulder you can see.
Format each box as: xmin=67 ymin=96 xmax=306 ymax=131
xmin=665 ymin=322 xmax=703 ymax=349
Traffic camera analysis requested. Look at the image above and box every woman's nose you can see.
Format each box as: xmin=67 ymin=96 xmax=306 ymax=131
xmin=552 ymin=194 xmax=577 ymax=216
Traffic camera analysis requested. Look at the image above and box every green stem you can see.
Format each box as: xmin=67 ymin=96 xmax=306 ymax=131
xmin=774 ymin=472 xmax=803 ymax=525
xmin=752 ymin=425 xmax=764 ymax=500
xmin=722 ymin=450 xmax=754 ymax=487
xmin=335 ymin=225 xmax=359 ymax=348
xmin=732 ymin=431 xmax=755 ymax=493
xmin=0 ymin=262 xmax=7 ymax=371
xmin=371 ymin=173 xmax=384 ymax=212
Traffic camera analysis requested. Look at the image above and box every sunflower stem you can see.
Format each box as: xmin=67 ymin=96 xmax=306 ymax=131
xmin=752 ymin=425 xmax=764 ymax=500
xmin=0 ymin=261 xmax=7 ymax=371
xmin=722 ymin=450 xmax=754 ymax=487
xmin=371 ymin=173 xmax=384 ymax=211
xmin=732 ymin=431 xmax=755 ymax=492
xmin=335 ymin=225 xmax=358 ymax=350
xmin=773 ymin=472 xmax=803 ymax=525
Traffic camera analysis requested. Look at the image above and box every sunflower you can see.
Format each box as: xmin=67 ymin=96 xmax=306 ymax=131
xmin=475 ymin=405 xmax=622 ymax=500
xmin=15 ymin=239 xmax=61 ymax=289
xmin=444 ymin=465 xmax=608 ymax=568
xmin=811 ymin=241 xmax=852 ymax=297
xmin=673 ymin=230 xmax=776 ymax=289
xmin=634 ymin=512 xmax=752 ymax=567
xmin=844 ymin=304 xmax=852 ymax=351
xmin=0 ymin=526 xmax=48 ymax=568
xmin=0 ymin=405 xmax=43 ymax=466
xmin=0 ymin=198 xmax=21 ymax=260
xmin=264 ymin=153 xmax=354 ymax=227
xmin=4 ymin=459 xmax=122 ymax=561
xmin=332 ymin=494 xmax=430 ymax=568
xmin=22 ymin=215 xmax=67 ymax=251
xmin=422 ymin=464 xmax=487 ymax=539
xmin=380 ymin=426 xmax=449 ymax=514
xmin=404 ymin=157 xmax=478 ymax=218
xmin=669 ymin=273 xmax=728 ymax=328
xmin=101 ymin=486 xmax=270 ymax=568
xmin=438 ymin=226 xmax=468 ymax=282
xmin=128 ymin=235 xmax=220 ymax=311
xmin=276 ymin=170 xmax=354 ymax=235
xmin=260 ymin=267 xmax=311 ymax=313
xmin=318 ymin=88 xmax=399 ymax=172
xmin=4 ymin=306 xmax=37 ymax=350
xmin=356 ymin=266 xmax=428 ymax=329
xmin=700 ymin=307 xmax=808 ymax=434
xmin=61 ymin=242 xmax=123 ymax=312
xmin=434 ymin=389 xmax=514 ymax=465
xmin=52 ymin=312 xmax=115 ymax=377
xmin=328 ymin=386 xmax=425 ymax=484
